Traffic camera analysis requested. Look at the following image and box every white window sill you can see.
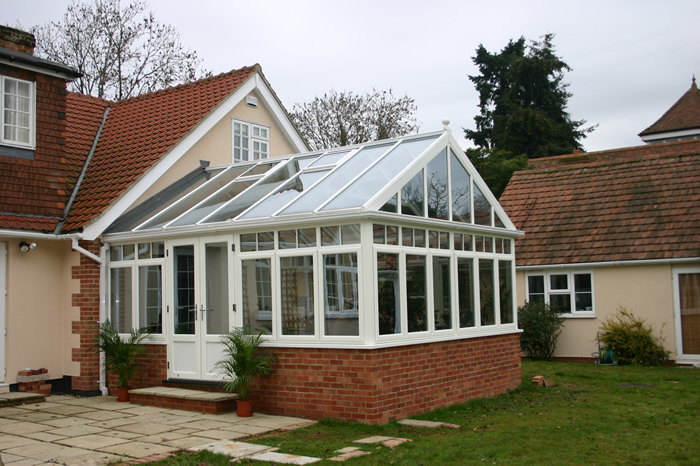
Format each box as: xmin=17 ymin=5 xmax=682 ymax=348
xmin=561 ymin=313 xmax=596 ymax=319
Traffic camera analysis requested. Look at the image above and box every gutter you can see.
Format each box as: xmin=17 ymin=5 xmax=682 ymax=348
xmin=516 ymin=257 xmax=700 ymax=270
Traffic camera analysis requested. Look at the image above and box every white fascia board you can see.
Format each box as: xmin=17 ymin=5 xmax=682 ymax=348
xmin=82 ymin=74 xmax=261 ymax=240
xmin=516 ymin=257 xmax=700 ymax=271
xmin=640 ymin=128 xmax=700 ymax=142
xmin=0 ymin=57 xmax=77 ymax=81
xmin=253 ymin=74 xmax=309 ymax=153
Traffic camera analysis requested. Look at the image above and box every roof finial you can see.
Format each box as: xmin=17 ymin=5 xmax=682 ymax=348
xmin=693 ymin=75 xmax=697 ymax=90
xmin=442 ymin=118 xmax=450 ymax=130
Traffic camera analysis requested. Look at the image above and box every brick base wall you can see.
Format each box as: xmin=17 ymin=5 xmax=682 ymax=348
xmin=105 ymin=344 xmax=167 ymax=394
xmin=253 ymin=333 xmax=521 ymax=424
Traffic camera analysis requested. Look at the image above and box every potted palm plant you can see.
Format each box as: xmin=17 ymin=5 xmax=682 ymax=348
xmin=215 ymin=327 xmax=277 ymax=417
xmin=92 ymin=321 xmax=150 ymax=402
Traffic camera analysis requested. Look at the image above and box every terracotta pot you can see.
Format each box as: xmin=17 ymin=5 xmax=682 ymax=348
xmin=116 ymin=386 xmax=130 ymax=402
xmin=237 ymin=399 xmax=252 ymax=417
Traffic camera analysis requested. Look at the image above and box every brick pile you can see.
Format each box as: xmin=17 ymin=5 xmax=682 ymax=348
xmin=18 ymin=368 xmax=51 ymax=395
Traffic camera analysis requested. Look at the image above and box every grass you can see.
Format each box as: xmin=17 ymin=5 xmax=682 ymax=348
xmin=150 ymin=361 xmax=700 ymax=464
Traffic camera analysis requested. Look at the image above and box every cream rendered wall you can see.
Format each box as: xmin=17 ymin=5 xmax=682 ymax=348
xmin=516 ymin=263 xmax=677 ymax=359
xmin=3 ymin=238 xmax=80 ymax=385
xmin=132 ymin=90 xmax=297 ymax=209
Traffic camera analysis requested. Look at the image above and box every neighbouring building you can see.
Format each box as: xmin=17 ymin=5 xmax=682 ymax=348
xmin=1 ymin=26 xmax=522 ymax=423
xmin=500 ymin=78 xmax=700 ymax=364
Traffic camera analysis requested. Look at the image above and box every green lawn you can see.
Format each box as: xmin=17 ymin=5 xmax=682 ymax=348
xmin=152 ymin=361 xmax=700 ymax=464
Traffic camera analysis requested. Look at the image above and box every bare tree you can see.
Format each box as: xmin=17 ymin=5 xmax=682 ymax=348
xmin=291 ymin=88 xmax=420 ymax=151
xmin=32 ymin=0 xmax=208 ymax=100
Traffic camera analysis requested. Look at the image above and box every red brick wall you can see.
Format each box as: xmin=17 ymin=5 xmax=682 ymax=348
xmin=71 ymin=240 xmax=102 ymax=392
xmin=106 ymin=344 xmax=167 ymax=394
xmin=253 ymin=333 xmax=521 ymax=424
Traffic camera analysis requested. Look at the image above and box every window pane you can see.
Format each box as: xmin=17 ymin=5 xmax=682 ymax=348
xmin=152 ymin=242 xmax=165 ymax=258
xmin=241 ymin=233 xmax=257 ymax=252
xmin=528 ymin=275 xmax=545 ymax=303
xmin=110 ymin=267 xmax=132 ymax=333
xmin=341 ymin=224 xmax=361 ymax=244
xmin=241 ymin=258 xmax=272 ymax=334
xmin=377 ymin=253 xmax=400 ymax=335
xmin=499 ymin=261 xmax=514 ymax=324
xmin=386 ymin=225 xmax=398 ymax=245
xmin=380 ymin=193 xmax=398 ymax=213
xmin=138 ymin=265 xmax=162 ymax=334
xmin=258 ymin=231 xmax=274 ymax=251
xmin=439 ymin=232 xmax=449 ymax=250
xmin=679 ymin=273 xmax=700 ymax=354
xmin=407 ymin=254 xmax=427 ymax=333
xmin=174 ymin=246 xmax=195 ymax=335
xmin=479 ymin=259 xmax=495 ymax=326
xmin=298 ymin=228 xmax=316 ymax=247
xmin=550 ymin=274 xmax=568 ymax=290
xmin=427 ymin=149 xmax=449 ymax=220
xmin=321 ymin=226 xmax=339 ymax=246
xmin=122 ymin=244 xmax=135 ymax=261
xmin=401 ymin=169 xmax=424 ymax=216
xmin=239 ymin=170 xmax=328 ymax=219
xmin=429 ymin=230 xmax=439 ymax=249
xmin=138 ymin=243 xmax=151 ymax=259
xmin=281 ymin=256 xmax=315 ymax=336
xmin=414 ymin=229 xmax=426 ymax=248
xmin=574 ymin=273 xmax=593 ymax=312
xmin=433 ymin=256 xmax=452 ymax=330
xmin=402 ymin=227 xmax=413 ymax=247
xmin=373 ymin=224 xmax=386 ymax=244
xmin=574 ymin=273 xmax=591 ymax=292
xmin=279 ymin=229 xmax=297 ymax=249
xmin=453 ymin=234 xmax=463 ymax=251
xmin=458 ymin=258 xmax=475 ymax=328
xmin=110 ymin=246 xmax=122 ymax=261
xmin=324 ymin=253 xmax=359 ymax=336
xmin=473 ymin=184 xmax=492 ymax=226
xmin=205 ymin=243 xmax=229 ymax=335
xmin=550 ymin=294 xmax=571 ymax=313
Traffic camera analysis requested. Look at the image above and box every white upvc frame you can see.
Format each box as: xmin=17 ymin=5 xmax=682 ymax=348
xmin=1 ymin=75 xmax=36 ymax=149
xmin=232 ymin=118 xmax=270 ymax=163
xmin=0 ymin=242 xmax=6 ymax=384
xmin=107 ymin=242 xmax=167 ymax=342
xmin=672 ymin=266 xmax=700 ymax=364
xmin=524 ymin=269 xmax=596 ymax=318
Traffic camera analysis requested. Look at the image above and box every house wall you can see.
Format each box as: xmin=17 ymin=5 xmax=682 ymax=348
xmin=515 ymin=263 xmax=678 ymax=361
xmin=2 ymin=238 xmax=79 ymax=385
xmin=133 ymin=90 xmax=297 ymax=207
xmin=253 ymin=333 xmax=522 ymax=424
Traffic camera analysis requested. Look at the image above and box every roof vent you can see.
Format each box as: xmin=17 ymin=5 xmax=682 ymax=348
xmin=246 ymin=96 xmax=258 ymax=107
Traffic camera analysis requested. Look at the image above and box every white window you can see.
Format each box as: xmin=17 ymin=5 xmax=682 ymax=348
xmin=232 ymin=119 xmax=269 ymax=162
xmin=526 ymin=270 xmax=594 ymax=316
xmin=108 ymin=242 xmax=166 ymax=336
xmin=1 ymin=76 xmax=35 ymax=148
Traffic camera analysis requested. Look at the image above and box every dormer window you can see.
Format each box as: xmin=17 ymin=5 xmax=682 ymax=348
xmin=1 ymin=76 xmax=35 ymax=149
xmin=232 ymin=119 xmax=269 ymax=162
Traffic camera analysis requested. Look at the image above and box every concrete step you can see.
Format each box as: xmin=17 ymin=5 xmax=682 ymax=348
xmin=0 ymin=392 xmax=45 ymax=408
xmin=128 ymin=387 xmax=238 ymax=414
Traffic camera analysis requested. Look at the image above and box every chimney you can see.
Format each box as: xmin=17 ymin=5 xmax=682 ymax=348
xmin=0 ymin=25 xmax=36 ymax=55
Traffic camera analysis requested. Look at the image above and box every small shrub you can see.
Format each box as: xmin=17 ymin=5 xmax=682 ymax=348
xmin=518 ymin=301 xmax=565 ymax=361
xmin=599 ymin=307 xmax=670 ymax=366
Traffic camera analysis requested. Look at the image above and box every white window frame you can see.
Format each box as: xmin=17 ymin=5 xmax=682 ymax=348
xmin=525 ymin=270 xmax=595 ymax=317
xmin=232 ymin=119 xmax=270 ymax=162
xmin=107 ymin=242 xmax=166 ymax=341
xmin=1 ymin=75 xmax=36 ymax=149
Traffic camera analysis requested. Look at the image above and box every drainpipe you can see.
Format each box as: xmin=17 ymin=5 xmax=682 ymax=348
xmin=70 ymin=238 xmax=109 ymax=396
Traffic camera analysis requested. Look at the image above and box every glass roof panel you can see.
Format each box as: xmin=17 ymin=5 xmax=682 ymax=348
xmin=238 ymin=170 xmax=330 ymax=220
xmin=306 ymin=150 xmax=352 ymax=168
xmin=278 ymin=143 xmax=395 ymax=216
xmin=203 ymin=161 xmax=300 ymax=223
xmin=136 ymin=166 xmax=249 ymax=230
xmin=321 ymin=135 xmax=438 ymax=211
xmin=167 ymin=179 xmax=256 ymax=227
xmin=450 ymin=149 xmax=471 ymax=223
xmin=241 ymin=161 xmax=279 ymax=177
xmin=473 ymin=183 xmax=492 ymax=226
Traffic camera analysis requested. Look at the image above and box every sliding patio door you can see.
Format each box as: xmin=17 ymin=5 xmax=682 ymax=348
xmin=674 ymin=267 xmax=700 ymax=364
xmin=168 ymin=236 xmax=233 ymax=380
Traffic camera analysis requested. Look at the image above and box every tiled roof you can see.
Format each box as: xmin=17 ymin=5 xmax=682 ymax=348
xmin=64 ymin=93 xmax=110 ymax=190
xmin=499 ymin=140 xmax=700 ymax=266
xmin=61 ymin=65 xmax=258 ymax=232
xmin=639 ymin=78 xmax=700 ymax=136
xmin=0 ymin=213 xmax=60 ymax=232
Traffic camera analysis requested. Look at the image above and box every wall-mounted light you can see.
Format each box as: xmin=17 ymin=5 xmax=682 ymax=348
xmin=19 ymin=241 xmax=37 ymax=253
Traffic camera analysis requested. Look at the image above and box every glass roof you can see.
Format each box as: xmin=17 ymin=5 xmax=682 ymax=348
xmin=107 ymin=131 xmax=513 ymax=234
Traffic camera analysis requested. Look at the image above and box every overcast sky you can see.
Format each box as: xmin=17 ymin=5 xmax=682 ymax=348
xmin=7 ymin=0 xmax=699 ymax=152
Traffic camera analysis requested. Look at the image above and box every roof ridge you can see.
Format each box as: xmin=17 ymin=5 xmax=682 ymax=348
xmin=110 ymin=64 xmax=259 ymax=106
xmin=67 ymin=91 xmax=114 ymax=106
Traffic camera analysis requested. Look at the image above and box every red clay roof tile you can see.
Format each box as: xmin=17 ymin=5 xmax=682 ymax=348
xmin=500 ymin=139 xmax=700 ymax=266
xmin=61 ymin=65 xmax=258 ymax=232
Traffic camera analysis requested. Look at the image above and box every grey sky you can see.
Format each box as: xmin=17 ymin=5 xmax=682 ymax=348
xmin=7 ymin=0 xmax=699 ymax=152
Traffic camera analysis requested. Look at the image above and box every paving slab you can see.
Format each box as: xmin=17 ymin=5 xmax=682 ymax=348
xmin=55 ymin=433 xmax=130 ymax=450
xmin=335 ymin=447 xmax=362 ymax=454
xmin=0 ymin=433 xmax=43 ymax=449
xmin=138 ymin=430 xmax=190 ymax=444
xmin=398 ymin=419 xmax=460 ymax=429
xmin=45 ymin=424 xmax=106 ymax=437
xmin=99 ymin=441 xmax=175 ymax=459
xmin=98 ymin=429 xmax=142 ymax=440
xmin=192 ymin=429 xmax=250 ymax=441
xmin=162 ymin=436 xmax=218 ymax=450
xmin=6 ymin=411 xmax=61 ymax=423
xmin=383 ymin=438 xmax=411 ymax=448
xmin=190 ymin=440 xmax=274 ymax=458
xmin=0 ymin=421 xmax=52 ymax=435
xmin=248 ymin=451 xmax=320 ymax=464
xmin=58 ymin=451 xmax=128 ymax=466
xmin=242 ymin=415 xmax=316 ymax=429
xmin=74 ymin=409 xmax=131 ymax=421
xmin=329 ymin=450 xmax=371 ymax=462
xmin=112 ymin=421 xmax=177 ymax=435
xmin=23 ymin=431 xmax=68 ymax=442
xmin=353 ymin=436 xmax=395 ymax=444
xmin=87 ymin=417 xmax=143 ymax=429
xmin=221 ymin=423 xmax=273 ymax=435
xmin=39 ymin=405 xmax=96 ymax=416
xmin=3 ymin=443 xmax=94 ymax=462
xmin=0 ymin=408 xmax=27 ymax=418
xmin=175 ymin=419 xmax=233 ymax=431
xmin=39 ymin=415 xmax=96 ymax=428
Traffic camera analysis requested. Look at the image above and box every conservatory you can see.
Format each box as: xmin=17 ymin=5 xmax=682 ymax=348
xmin=103 ymin=127 xmax=523 ymax=423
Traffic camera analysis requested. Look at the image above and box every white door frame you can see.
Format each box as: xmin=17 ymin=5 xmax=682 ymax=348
xmin=672 ymin=266 xmax=700 ymax=365
xmin=166 ymin=236 xmax=233 ymax=380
